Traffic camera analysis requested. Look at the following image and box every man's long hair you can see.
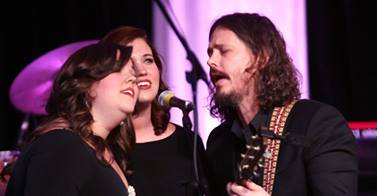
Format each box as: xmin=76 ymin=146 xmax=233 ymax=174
xmin=209 ymin=13 xmax=301 ymax=122
xmin=34 ymin=43 xmax=135 ymax=172
xmin=101 ymin=26 xmax=170 ymax=135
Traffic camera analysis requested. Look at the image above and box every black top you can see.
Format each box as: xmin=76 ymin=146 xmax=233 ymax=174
xmin=127 ymin=125 xmax=210 ymax=196
xmin=206 ymin=99 xmax=358 ymax=196
xmin=6 ymin=129 xmax=128 ymax=196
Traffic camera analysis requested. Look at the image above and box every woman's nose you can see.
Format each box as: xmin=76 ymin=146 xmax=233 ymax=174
xmin=133 ymin=62 xmax=147 ymax=77
xmin=126 ymin=75 xmax=137 ymax=84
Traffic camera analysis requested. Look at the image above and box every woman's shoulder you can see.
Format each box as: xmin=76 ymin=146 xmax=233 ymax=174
xmin=15 ymin=129 xmax=97 ymax=177
xmin=8 ymin=129 xmax=99 ymax=195
xmin=171 ymin=123 xmax=205 ymax=146
xmin=172 ymin=123 xmax=194 ymax=137
xmin=32 ymin=128 xmax=81 ymax=145
xmin=24 ymin=129 xmax=88 ymax=157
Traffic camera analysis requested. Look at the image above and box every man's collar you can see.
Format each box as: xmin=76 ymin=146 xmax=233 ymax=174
xmin=230 ymin=110 xmax=269 ymax=140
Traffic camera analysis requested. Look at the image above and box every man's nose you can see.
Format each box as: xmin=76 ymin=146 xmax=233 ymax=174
xmin=207 ymin=54 xmax=218 ymax=69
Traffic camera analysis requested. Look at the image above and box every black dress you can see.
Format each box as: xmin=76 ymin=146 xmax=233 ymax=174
xmin=127 ymin=124 xmax=210 ymax=196
xmin=6 ymin=129 xmax=129 ymax=196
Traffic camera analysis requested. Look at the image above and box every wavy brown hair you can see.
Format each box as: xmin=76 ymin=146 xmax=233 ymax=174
xmin=33 ymin=42 xmax=135 ymax=172
xmin=209 ymin=13 xmax=301 ymax=121
xmin=101 ymin=26 xmax=170 ymax=135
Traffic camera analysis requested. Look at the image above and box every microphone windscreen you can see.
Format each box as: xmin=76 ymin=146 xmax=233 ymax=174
xmin=158 ymin=90 xmax=174 ymax=108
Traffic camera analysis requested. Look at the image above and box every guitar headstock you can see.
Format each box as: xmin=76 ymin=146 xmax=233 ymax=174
xmin=237 ymin=129 xmax=267 ymax=185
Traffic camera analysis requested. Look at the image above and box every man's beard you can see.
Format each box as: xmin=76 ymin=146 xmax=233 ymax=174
xmin=214 ymin=90 xmax=241 ymax=111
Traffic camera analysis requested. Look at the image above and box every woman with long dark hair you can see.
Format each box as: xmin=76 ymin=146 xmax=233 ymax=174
xmin=6 ymin=42 xmax=138 ymax=196
xmin=102 ymin=26 xmax=210 ymax=196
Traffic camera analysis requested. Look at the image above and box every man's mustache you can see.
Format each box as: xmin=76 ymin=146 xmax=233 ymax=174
xmin=210 ymin=68 xmax=230 ymax=83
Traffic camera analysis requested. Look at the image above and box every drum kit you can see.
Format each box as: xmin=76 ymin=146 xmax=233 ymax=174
xmin=0 ymin=40 xmax=97 ymax=187
xmin=9 ymin=40 xmax=97 ymax=115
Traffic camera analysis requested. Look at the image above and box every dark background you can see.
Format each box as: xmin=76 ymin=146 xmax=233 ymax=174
xmin=1 ymin=0 xmax=376 ymax=147
xmin=307 ymin=0 xmax=377 ymax=121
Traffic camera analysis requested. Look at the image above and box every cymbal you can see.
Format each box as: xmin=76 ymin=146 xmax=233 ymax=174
xmin=9 ymin=40 xmax=97 ymax=115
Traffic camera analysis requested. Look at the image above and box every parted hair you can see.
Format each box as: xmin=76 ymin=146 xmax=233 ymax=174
xmin=33 ymin=42 xmax=135 ymax=172
xmin=101 ymin=26 xmax=170 ymax=135
xmin=209 ymin=13 xmax=301 ymax=121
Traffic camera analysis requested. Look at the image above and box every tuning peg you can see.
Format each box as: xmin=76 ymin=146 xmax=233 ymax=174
xmin=248 ymin=155 xmax=255 ymax=159
xmin=263 ymin=150 xmax=272 ymax=159
xmin=252 ymin=145 xmax=261 ymax=151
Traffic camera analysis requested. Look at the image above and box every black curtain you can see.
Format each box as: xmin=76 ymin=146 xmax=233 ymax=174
xmin=307 ymin=0 xmax=377 ymax=121
xmin=0 ymin=0 xmax=152 ymax=149
xmin=307 ymin=1 xmax=377 ymax=193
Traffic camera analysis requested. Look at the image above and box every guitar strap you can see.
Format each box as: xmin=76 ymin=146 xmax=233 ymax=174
xmin=262 ymin=100 xmax=297 ymax=194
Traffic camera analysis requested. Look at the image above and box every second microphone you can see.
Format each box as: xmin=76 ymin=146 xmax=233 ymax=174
xmin=158 ymin=90 xmax=194 ymax=112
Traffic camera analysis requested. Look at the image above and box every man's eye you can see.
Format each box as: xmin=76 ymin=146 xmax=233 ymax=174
xmin=220 ymin=49 xmax=229 ymax=55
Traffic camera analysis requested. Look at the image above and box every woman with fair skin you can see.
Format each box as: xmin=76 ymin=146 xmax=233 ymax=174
xmin=6 ymin=43 xmax=138 ymax=196
xmin=102 ymin=26 xmax=210 ymax=196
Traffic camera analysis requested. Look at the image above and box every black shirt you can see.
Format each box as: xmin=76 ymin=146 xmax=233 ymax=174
xmin=6 ymin=129 xmax=128 ymax=196
xmin=127 ymin=125 xmax=209 ymax=196
xmin=229 ymin=110 xmax=269 ymax=185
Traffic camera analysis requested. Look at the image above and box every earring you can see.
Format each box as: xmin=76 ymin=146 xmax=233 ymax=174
xmin=120 ymin=121 xmax=125 ymax=126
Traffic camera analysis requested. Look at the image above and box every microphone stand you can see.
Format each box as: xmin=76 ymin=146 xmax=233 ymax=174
xmin=182 ymin=110 xmax=193 ymax=132
xmin=154 ymin=0 xmax=210 ymax=195
xmin=16 ymin=114 xmax=30 ymax=149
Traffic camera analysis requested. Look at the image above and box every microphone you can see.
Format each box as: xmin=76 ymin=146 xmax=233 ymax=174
xmin=158 ymin=90 xmax=194 ymax=111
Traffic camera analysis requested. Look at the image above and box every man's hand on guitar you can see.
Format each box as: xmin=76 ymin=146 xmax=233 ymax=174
xmin=226 ymin=180 xmax=270 ymax=196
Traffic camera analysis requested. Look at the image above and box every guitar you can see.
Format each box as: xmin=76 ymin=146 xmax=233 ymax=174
xmin=236 ymin=126 xmax=269 ymax=185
